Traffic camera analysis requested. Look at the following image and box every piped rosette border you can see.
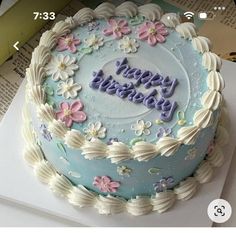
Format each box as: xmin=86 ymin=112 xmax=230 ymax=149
xmin=26 ymin=1 xmax=224 ymax=164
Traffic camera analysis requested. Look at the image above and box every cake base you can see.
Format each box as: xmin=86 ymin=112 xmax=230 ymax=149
xmin=0 ymin=60 xmax=235 ymax=226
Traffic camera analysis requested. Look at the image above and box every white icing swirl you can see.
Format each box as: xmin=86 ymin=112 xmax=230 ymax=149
xmin=138 ymin=3 xmax=162 ymax=21
xmin=174 ymin=177 xmax=198 ymax=200
xmin=126 ymin=196 xmax=153 ymax=216
xmin=201 ymin=90 xmax=222 ymax=110
xmin=30 ymin=85 xmax=45 ymax=105
xmin=65 ymin=17 xmax=77 ymax=28
xmin=48 ymin=119 xmax=68 ymax=139
xmin=37 ymin=103 xmax=55 ymax=122
xmin=161 ymin=13 xmax=180 ymax=28
xmin=202 ymin=52 xmax=222 ymax=71
xmin=207 ymin=71 xmax=225 ymax=91
xmin=26 ymin=64 xmax=45 ymax=86
xmin=151 ymin=191 xmax=176 ymax=213
xmin=52 ymin=21 xmax=71 ymax=37
xmin=31 ymin=45 xmax=51 ymax=66
xmin=207 ymin=144 xmax=224 ymax=167
xmin=68 ymin=185 xmax=96 ymax=207
xmin=176 ymin=22 xmax=197 ymax=40
xmin=132 ymin=141 xmax=158 ymax=161
xmin=215 ymin=125 xmax=229 ymax=147
xmin=192 ymin=36 xmax=212 ymax=53
xmin=65 ymin=129 xmax=85 ymax=148
xmin=95 ymin=195 xmax=126 ymax=215
xmin=94 ymin=2 xmax=115 ymax=19
xmin=194 ymin=161 xmax=213 ymax=184
xmin=39 ymin=30 xmax=57 ymax=49
xmin=73 ymin=7 xmax=95 ymax=25
xmin=115 ymin=1 xmax=138 ymax=18
xmin=107 ymin=142 xmax=132 ymax=163
xmin=23 ymin=145 xmax=44 ymax=167
xmin=177 ymin=126 xmax=200 ymax=145
xmin=34 ymin=160 xmax=57 ymax=183
xmin=193 ymin=108 xmax=213 ymax=128
xmin=81 ymin=139 xmax=107 ymax=160
xmin=157 ymin=137 xmax=180 ymax=156
xmin=49 ymin=174 xmax=73 ymax=197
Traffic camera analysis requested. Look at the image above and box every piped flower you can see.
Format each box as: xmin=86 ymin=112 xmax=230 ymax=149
xmin=83 ymin=121 xmax=106 ymax=140
xmin=40 ymin=124 xmax=52 ymax=142
xmin=88 ymin=21 xmax=100 ymax=31
xmin=138 ymin=21 xmax=168 ymax=46
xmin=84 ymin=34 xmax=104 ymax=50
xmin=56 ymin=78 xmax=81 ymax=99
xmin=185 ymin=147 xmax=197 ymax=160
xmin=57 ymin=34 xmax=80 ymax=53
xmin=131 ymin=120 xmax=152 ymax=136
xmin=153 ymin=176 xmax=174 ymax=192
xmin=103 ymin=18 xmax=131 ymax=39
xmin=118 ymin=36 xmax=139 ymax=54
xmin=156 ymin=127 xmax=172 ymax=138
xmin=46 ymin=54 xmax=79 ymax=81
xmin=93 ymin=176 xmax=120 ymax=193
xmin=117 ymin=166 xmax=132 ymax=177
xmin=56 ymin=101 xmax=86 ymax=128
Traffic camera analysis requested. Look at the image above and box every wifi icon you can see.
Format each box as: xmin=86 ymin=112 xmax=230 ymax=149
xmin=184 ymin=11 xmax=194 ymax=19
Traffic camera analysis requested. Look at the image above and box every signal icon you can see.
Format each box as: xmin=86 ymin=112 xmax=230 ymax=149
xmin=184 ymin=11 xmax=194 ymax=19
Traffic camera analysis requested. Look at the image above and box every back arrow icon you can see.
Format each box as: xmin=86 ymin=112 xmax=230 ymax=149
xmin=13 ymin=41 xmax=19 ymax=50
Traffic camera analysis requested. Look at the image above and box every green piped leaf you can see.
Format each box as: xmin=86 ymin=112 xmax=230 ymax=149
xmin=130 ymin=137 xmax=146 ymax=146
xmin=57 ymin=142 xmax=67 ymax=157
xmin=129 ymin=15 xmax=144 ymax=26
xmin=148 ymin=167 xmax=161 ymax=175
xmin=79 ymin=47 xmax=93 ymax=54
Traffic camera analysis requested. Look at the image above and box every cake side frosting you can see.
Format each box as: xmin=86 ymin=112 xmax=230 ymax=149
xmin=23 ymin=1 xmax=227 ymax=215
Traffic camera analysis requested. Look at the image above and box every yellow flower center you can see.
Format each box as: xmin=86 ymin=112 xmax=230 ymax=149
xmin=58 ymin=62 xmax=66 ymax=70
xmin=114 ymin=26 xmax=120 ymax=32
xmin=63 ymin=109 xmax=72 ymax=117
xmin=148 ymin=28 xmax=157 ymax=35
xmin=90 ymin=129 xmax=98 ymax=136
xmin=65 ymin=38 xmax=73 ymax=46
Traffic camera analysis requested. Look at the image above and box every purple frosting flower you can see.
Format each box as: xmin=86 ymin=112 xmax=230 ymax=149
xmin=88 ymin=21 xmax=100 ymax=31
xmin=40 ymin=124 xmax=52 ymax=142
xmin=107 ymin=137 xmax=119 ymax=145
xmin=156 ymin=127 xmax=172 ymax=138
xmin=153 ymin=176 xmax=174 ymax=192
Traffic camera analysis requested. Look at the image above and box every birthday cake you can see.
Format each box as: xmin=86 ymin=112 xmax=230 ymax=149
xmin=22 ymin=2 xmax=228 ymax=216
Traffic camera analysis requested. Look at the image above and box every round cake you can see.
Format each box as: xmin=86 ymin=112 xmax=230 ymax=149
xmin=22 ymin=2 xmax=228 ymax=216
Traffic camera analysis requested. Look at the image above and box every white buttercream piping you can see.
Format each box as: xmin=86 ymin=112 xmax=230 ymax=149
xmin=22 ymin=97 xmax=228 ymax=215
xmin=24 ymin=1 xmax=225 ymax=164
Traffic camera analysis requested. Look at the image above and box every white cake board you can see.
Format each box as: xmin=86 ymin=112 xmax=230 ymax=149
xmin=0 ymin=60 xmax=235 ymax=227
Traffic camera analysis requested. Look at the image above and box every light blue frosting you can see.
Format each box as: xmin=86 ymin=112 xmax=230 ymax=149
xmin=35 ymin=17 xmax=218 ymax=199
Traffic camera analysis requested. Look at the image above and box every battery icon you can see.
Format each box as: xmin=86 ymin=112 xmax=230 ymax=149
xmin=198 ymin=11 xmax=215 ymax=20
xmin=199 ymin=12 xmax=207 ymax=19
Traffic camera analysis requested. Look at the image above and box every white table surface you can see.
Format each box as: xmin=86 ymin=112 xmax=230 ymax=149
xmin=0 ymin=60 xmax=235 ymax=227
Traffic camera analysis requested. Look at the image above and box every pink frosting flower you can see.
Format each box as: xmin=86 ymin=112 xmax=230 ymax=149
xmin=56 ymin=101 xmax=86 ymax=128
xmin=103 ymin=19 xmax=131 ymax=39
xmin=57 ymin=34 xmax=81 ymax=53
xmin=138 ymin=21 xmax=168 ymax=46
xmin=93 ymin=176 xmax=120 ymax=193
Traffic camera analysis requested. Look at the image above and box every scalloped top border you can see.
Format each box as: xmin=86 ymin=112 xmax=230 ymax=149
xmin=26 ymin=1 xmax=224 ymax=164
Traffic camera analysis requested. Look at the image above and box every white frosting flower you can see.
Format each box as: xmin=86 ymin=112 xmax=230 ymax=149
xmin=131 ymin=120 xmax=152 ymax=136
xmin=117 ymin=166 xmax=132 ymax=176
xmin=118 ymin=36 xmax=139 ymax=54
xmin=185 ymin=147 xmax=197 ymax=160
xmin=46 ymin=54 xmax=79 ymax=81
xmin=84 ymin=121 xmax=106 ymax=140
xmin=56 ymin=78 xmax=82 ymax=99
xmin=84 ymin=34 xmax=104 ymax=50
